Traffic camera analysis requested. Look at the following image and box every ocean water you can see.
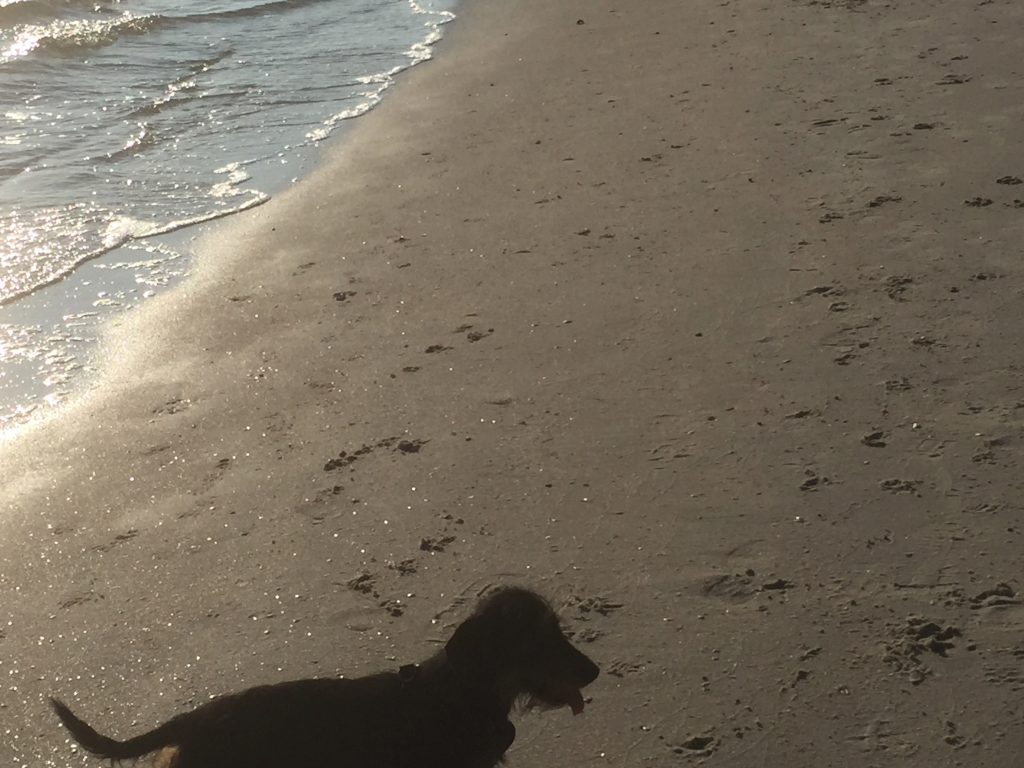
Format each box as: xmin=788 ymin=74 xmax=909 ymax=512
xmin=0 ymin=0 xmax=455 ymax=430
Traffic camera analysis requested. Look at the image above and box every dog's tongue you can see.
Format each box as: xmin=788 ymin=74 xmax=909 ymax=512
xmin=567 ymin=688 xmax=585 ymax=715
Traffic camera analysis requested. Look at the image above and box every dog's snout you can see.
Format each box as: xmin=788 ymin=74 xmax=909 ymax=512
xmin=560 ymin=640 xmax=599 ymax=686
xmin=577 ymin=653 xmax=600 ymax=685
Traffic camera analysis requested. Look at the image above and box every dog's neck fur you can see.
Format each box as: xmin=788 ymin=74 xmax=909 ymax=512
xmin=415 ymin=648 xmax=519 ymax=717
xmin=399 ymin=647 xmax=517 ymax=765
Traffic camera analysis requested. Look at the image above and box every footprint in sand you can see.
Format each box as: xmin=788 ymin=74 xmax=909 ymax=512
xmin=452 ymin=323 xmax=493 ymax=343
xmin=419 ymin=535 xmax=456 ymax=553
xmin=567 ymin=627 xmax=604 ymax=644
xmin=347 ymin=572 xmax=378 ymax=596
xmin=386 ymin=559 xmax=417 ymax=576
xmin=570 ymin=595 xmax=624 ymax=618
xmin=879 ymin=478 xmax=921 ymax=494
xmin=701 ymin=572 xmax=757 ymax=601
xmin=861 ymin=430 xmax=888 ymax=447
xmin=882 ymin=616 xmax=963 ymax=684
xmin=867 ymin=194 xmax=902 ymax=208
xmin=152 ymin=397 xmax=191 ymax=415
xmin=606 ymin=660 xmax=644 ymax=678
xmin=883 ymin=275 xmax=914 ymax=301
xmin=295 ymin=485 xmax=344 ymax=524
xmin=58 ymin=590 xmax=104 ymax=610
xmin=969 ymin=583 xmax=1017 ymax=607
xmin=885 ymin=376 xmax=912 ymax=392
xmin=91 ymin=529 xmax=138 ymax=553
xmin=983 ymin=660 xmax=1024 ymax=689
xmin=800 ymin=471 xmax=831 ymax=491
xmin=323 ymin=436 xmax=414 ymax=472
xmin=943 ymin=720 xmax=966 ymax=748
xmin=347 ymin=574 xmax=412 ymax=617
xmin=671 ymin=735 xmax=716 ymax=756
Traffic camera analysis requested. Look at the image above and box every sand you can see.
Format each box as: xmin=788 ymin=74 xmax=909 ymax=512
xmin=2 ymin=0 xmax=1023 ymax=765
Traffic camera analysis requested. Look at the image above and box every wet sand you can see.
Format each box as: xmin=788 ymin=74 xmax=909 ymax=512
xmin=2 ymin=0 xmax=1024 ymax=765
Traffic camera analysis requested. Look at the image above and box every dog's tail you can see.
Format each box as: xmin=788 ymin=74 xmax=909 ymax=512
xmin=50 ymin=697 xmax=179 ymax=760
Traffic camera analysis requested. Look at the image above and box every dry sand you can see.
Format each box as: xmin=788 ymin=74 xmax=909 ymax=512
xmin=2 ymin=0 xmax=1023 ymax=765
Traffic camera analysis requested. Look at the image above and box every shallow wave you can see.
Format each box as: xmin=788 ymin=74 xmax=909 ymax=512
xmin=125 ymin=46 xmax=234 ymax=119
xmin=171 ymin=0 xmax=337 ymax=26
xmin=1 ymin=12 xmax=159 ymax=64
xmin=100 ymin=122 xmax=158 ymax=162
xmin=0 ymin=201 xmax=109 ymax=305
xmin=0 ymin=0 xmax=117 ymax=29
xmin=0 ymin=193 xmax=268 ymax=306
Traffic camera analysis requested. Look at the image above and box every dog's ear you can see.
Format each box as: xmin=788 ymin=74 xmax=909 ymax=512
xmin=445 ymin=615 xmax=493 ymax=668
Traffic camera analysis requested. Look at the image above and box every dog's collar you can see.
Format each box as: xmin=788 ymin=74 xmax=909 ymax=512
xmin=397 ymin=663 xmax=420 ymax=686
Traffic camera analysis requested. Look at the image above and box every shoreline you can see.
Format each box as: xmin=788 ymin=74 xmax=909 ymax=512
xmin=0 ymin=3 xmax=454 ymax=434
xmin=3 ymin=1 xmax=1024 ymax=766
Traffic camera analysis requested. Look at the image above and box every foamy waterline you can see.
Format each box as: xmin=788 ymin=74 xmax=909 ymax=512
xmin=306 ymin=1 xmax=455 ymax=143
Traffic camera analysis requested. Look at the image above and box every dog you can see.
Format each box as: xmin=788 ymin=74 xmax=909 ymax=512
xmin=51 ymin=586 xmax=600 ymax=768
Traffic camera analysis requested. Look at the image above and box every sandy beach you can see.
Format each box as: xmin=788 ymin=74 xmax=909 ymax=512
xmin=2 ymin=0 xmax=1023 ymax=765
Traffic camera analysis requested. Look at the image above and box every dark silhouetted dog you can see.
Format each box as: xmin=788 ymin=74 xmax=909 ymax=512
xmin=51 ymin=586 xmax=599 ymax=768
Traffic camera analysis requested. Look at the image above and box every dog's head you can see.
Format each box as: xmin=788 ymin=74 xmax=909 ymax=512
xmin=445 ymin=587 xmax=600 ymax=715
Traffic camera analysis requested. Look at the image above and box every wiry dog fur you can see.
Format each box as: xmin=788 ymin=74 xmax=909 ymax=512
xmin=51 ymin=587 xmax=599 ymax=768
